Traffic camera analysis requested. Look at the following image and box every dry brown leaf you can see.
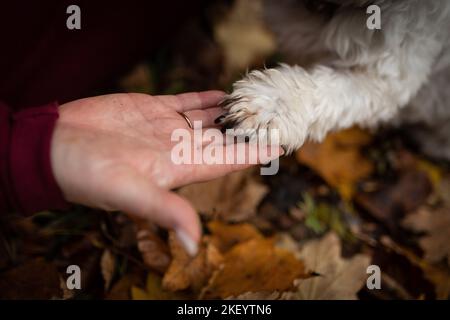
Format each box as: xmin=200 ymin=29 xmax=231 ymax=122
xmin=208 ymin=220 xmax=263 ymax=253
xmin=282 ymin=233 xmax=371 ymax=300
xmin=106 ymin=273 xmax=142 ymax=300
xmin=402 ymin=207 xmax=450 ymax=266
xmin=393 ymin=150 xmax=443 ymax=188
xmin=135 ymin=222 xmax=171 ymax=273
xmin=100 ymin=249 xmax=115 ymax=291
xmin=420 ymin=265 xmax=450 ymax=300
xmin=296 ymin=127 xmax=373 ymax=200
xmin=380 ymin=236 xmax=450 ymax=299
xmin=0 ymin=258 xmax=62 ymax=299
xmin=162 ymin=232 xmax=223 ymax=293
xmin=437 ymin=175 xmax=450 ymax=205
xmin=202 ymin=238 xmax=308 ymax=299
xmin=59 ymin=277 xmax=75 ymax=300
xmin=355 ymin=170 xmax=432 ymax=224
xmin=227 ymin=291 xmax=281 ymax=300
xmin=178 ymin=168 xmax=268 ymax=221
xmin=214 ymin=0 xmax=275 ymax=78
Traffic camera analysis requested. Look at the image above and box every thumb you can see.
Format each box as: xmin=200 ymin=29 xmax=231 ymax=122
xmin=106 ymin=169 xmax=201 ymax=256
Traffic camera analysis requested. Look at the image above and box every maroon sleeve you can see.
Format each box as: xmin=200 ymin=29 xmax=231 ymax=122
xmin=0 ymin=101 xmax=69 ymax=215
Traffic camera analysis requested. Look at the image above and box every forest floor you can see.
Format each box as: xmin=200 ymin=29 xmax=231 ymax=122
xmin=0 ymin=0 xmax=449 ymax=300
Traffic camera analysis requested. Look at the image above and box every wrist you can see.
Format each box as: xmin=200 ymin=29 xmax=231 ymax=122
xmin=7 ymin=102 xmax=69 ymax=214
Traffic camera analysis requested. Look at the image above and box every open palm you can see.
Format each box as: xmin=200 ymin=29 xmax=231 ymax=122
xmin=51 ymin=91 xmax=280 ymax=254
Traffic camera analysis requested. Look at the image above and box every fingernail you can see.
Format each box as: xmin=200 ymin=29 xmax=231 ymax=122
xmin=175 ymin=228 xmax=198 ymax=256
xmin=214 ymin=115 xmax=225 ymax=124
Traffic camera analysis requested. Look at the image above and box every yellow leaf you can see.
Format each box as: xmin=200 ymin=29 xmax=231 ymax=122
xmin=132 ymin=273 xmax=187 ymax=300
xmin=131 ymin=286 xmax=150 ymax=300
xmin=296 ymin=127 xmax=373 ymax=200
xmin=416 ymin=159 xmax=442 ymax=188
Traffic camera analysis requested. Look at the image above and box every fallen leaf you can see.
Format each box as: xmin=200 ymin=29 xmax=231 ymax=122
xmin=394 ymin=150 xmax=442 ymax=188
xmin=296 ymin=127 xmax=373 ymax=200
xmin=59 ymin=277 xmax=75 ymax=300
xmin=178 ymin=168 xmax=269 ymax=221
xmin=132 ymin=272 xmax=186 ymax=300
xmin=207 ymin=220 xmax=263 ymax=253
xmin=100 ymin=249 xmax=116 ymax=291
xmin=202 ymin=238 xmax=308 ymax=299
xmin=135 ymin=222 xmax=171 ymax=273
xmin=227 ymin=291 xmax=281 ymax=300
xmin=106 ymin=273 xmax=143 ymax=300
xmin=355 ymin=170 xmax=432 ymax=225
xmin=416 ymin=159 xmax=442 ymax=188
xmin=162 ymin=232 xmax=223 ymax=293
xmin=437 ymin=175 xmax=450 ymax=208
xmin=380 ymin=236 xmax=450 ymax=299
xmin=282 ymin=233 xmax=371 ymax=299
xmin=214 ymin=0 xmax=275 ymax=78
xmin=0 ymin=258 xmax=62 ymax=299
xmin=402 ymin=207 xmax=450 ymax=266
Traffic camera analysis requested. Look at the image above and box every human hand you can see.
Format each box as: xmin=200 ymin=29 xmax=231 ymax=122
xmin=51 ymin=91 xmax=282 ymax=254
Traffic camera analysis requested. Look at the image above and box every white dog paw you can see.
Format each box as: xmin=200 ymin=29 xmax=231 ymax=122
xmin=217 ymin=65 xmax=317 ymax=153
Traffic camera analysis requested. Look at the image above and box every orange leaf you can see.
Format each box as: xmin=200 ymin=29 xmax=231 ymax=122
xmin=208 ymin=220 xmax=263 ymax=253
xmin=202 ymin=238 xmax=307 ymax=299
xmin=162 ymin=232 xmax=223 ymax=293
xmin=296 ymin=127 xmax=373 ymax=200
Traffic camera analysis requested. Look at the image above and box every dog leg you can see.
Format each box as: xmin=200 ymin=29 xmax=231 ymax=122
xmin=219 ymin=1 xmax=448 ymax=153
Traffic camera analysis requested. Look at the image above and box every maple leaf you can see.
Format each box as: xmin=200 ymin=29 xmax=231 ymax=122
xmin=282 ymin=233 xmax=371 ymax=300
xmin=402 ymin=207 xmax=450 ymax=266
xmin=178 ymin=168 xmax=268 ymax=221
xmin=296 ymin=127 xmax=373 ymax=200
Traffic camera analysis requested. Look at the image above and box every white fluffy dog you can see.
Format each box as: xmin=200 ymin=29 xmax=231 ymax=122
xmin=219 ymin=0 xmax=450 ymax=158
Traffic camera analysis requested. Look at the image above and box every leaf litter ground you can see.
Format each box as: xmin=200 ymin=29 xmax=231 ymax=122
xmin=0 ymin=0 xmax=449 ymax=300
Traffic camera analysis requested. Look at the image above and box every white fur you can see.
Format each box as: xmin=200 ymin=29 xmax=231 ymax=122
xmin=220 ymin=0 xmax=450 ymax=157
